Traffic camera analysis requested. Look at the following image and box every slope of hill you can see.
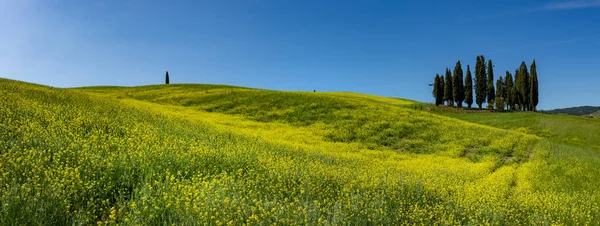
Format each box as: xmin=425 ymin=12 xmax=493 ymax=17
xmin=545 ymin=105 xmax=600 ymax=116
xmin=593 ymin=110 xmax=600 ymax=118
xmin=2 ymin=78 xmax=600 ymax=225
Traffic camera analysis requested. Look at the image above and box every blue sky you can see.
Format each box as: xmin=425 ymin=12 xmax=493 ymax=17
xmin=1 ymin=0 xmax=599 ymax=110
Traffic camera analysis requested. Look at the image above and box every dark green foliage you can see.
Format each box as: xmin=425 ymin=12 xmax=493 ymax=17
xmin=487 ymin=60 xmax=495 ymax=109
xmin=444 ymin=68 xmax=454 ymax=107
xmin=465 ymin=65 xmax=474 ymax=109
xmin=508 ymin=87 xmax=516 ymax=111
xmin=496 ymin=76 xmax=504 ymax=110
xmin=518 ymin=62 xmax=530 ymax=111
xmin=505 ymin=71 xmax=514 ymax=110
xmin=475 ymin=55 xmax=487 ymax=109
xmin=530 ymin=60 xmax=539 ymax=111
xmin=514 ymin=68 xmax=522 ymax=110
xmin=452 ymin=61 xmax=465 ymax=108
xmin=165 ymin=71 xmax=170 ymax=85
xmin=546 ymin=106 xmax=600 ymax=116
xmin=433 ymin=74 xmax=443 ymax=106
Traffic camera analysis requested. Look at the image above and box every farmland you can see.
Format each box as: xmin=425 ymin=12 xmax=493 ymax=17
xmin=2 ymin=78 xmax=600 ymax=225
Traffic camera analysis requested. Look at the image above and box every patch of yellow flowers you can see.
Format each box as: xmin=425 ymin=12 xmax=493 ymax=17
xmin=1 ymin=79 xmax=599 ymax=225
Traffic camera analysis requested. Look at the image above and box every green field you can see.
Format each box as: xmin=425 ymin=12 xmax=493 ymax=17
xmin=2 ymin=78 xmax=600 ymax=225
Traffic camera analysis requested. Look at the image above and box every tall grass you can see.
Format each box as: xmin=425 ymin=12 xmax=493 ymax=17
xmin=1 ymin=78 xmax=599 ymax=225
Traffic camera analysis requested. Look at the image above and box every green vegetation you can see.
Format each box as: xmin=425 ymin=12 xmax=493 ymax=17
xmin=487 ymin=59 xmax=495 ymax=109
xmin=443 ymin=68 xmax=453 ymax=107
xmin=2 ymin=78 xmax=600 ymax=225
xmin=530 ymin=60 xmax=539 ymax=111
xmin=475 ymin=55 xmax=487 ymax=109
xmin=452 ymin=61 xmax=464 ymax=108
xmin=464 ymin=65 xmax=473 ymax=108
xmin=433 ymin=57 xmax=540 ymax=112
xmin=545 ymin=106 xmax=600 ymax=116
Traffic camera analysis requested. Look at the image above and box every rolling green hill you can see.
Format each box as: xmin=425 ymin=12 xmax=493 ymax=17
xmin=2 ymin=78 xmax=600 ymax=225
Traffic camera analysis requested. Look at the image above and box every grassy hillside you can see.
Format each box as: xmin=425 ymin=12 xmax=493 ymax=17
xmin=2 ymin=78 xmax=600 ymax=225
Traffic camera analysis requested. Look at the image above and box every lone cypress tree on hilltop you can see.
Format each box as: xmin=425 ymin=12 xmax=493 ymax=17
xmin=530 ymin=60 xmax=539 ymax=111
xmin=487 ymin=59 xmax=495 ymax=109
xmin=453 ymin=61 xmax=465 ymax=108
xmin=165 ymin=71 xmax=170 ymax=85
xmin=465 ymin=65 xmax=473 ymax=109
xmin=444 ymin=68 xmax=454 ymax=107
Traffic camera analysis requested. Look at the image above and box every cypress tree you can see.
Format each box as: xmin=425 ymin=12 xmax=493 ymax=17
xmin=530 ymin=60 xmax=539 ymax=111
xmin=465 ymin=65 xmax=474 ymax=109
xmin=519 ymin=62 xmax=530 ymax=111
xmin=453 ymin=60 xmax=465 ymax=108
xmin=505 ymin=71 xmax=514 ymax=110
xmin=444 ymin=68 xmax=454 ymax=107
xmin=433 ymin=75 xmax=441 ymax=106
xmin=514 ymin=68 xmax=520 ymax=110
xmin=496 ymin=76 xmax=504 ymax=111
xmin=165 ymin=71 xmax=170 ymax=85
xmin=475 ymin=55 xmax=487 ymax=109
xmin=508 ymin=86 xmax=516 ymax=111
xmin=487 ymin=59 xmax=495 ymax=109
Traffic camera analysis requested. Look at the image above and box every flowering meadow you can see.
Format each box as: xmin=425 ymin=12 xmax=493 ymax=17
xmin=2 ymin=78 xmax=600 ymax=225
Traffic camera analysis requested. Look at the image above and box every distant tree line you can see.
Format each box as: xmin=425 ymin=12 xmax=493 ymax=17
xmin=433 ymin=55 xmax=539 ymax=111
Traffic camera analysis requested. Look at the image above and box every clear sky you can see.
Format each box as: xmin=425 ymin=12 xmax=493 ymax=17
xmin=1 ymin=0 xmax=599 ymax=110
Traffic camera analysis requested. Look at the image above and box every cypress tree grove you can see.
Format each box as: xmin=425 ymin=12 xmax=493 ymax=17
xmin=505 ymin=71 xmax=514 ymax=110
xmin=465 ymin=65 xmax=474 ymax=109
xmin=530 ymin=60 xmax=539 ymax=111
xmin=475 ymin=55 xmax=487 ymax=109
xmin=444 ymin=68 xmax=454 ymax=107
xmin=453 ymin=61 xmax=465 ymax=108
xmin=166 ymin=71 xmax=170 ymax=85
xmin=487 ymin=59 xmax=495 ymax=109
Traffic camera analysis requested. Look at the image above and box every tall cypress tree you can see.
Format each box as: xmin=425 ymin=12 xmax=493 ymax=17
xmin=444 ymin=68 xmax=454 ymax=107
xmin=165 ymin=71 xmax=170 ymax=85
xmin=487 ymin=59 xmax=495 ymax=109
xmin=453 ymin=60 xmax=465 ymax=108
xmin=519 ymin=62 xmax=530 ymax=111
xmin=505 ymin=71 xmax=514 ymax=110
xmin=465 ymin=65 xmax=474 ymax=109
xmin=475 ymin=55 xmax=487 ymax=109
xmin=509 ymin=86 xmax=516 ymax=111
xmin=433 ymin=75 xmax=441 ymax=106
xmin=496 ymin=76 xmax=504 ymax=111
xmin=530 ymin=60 xmax=539 ymax=111
xmin=514 ymin=68 xmax=521 ymax=110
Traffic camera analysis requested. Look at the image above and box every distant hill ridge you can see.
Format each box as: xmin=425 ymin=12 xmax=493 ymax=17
xmin=545 ymin=106 xmax=600 ymax=116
